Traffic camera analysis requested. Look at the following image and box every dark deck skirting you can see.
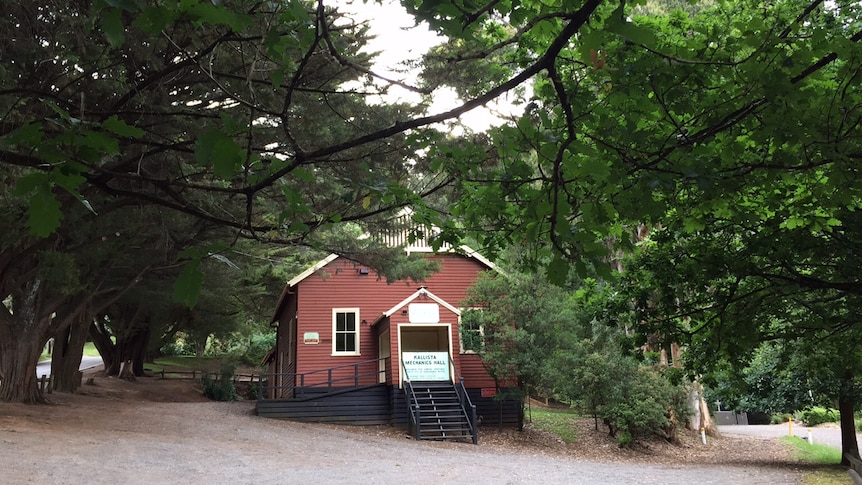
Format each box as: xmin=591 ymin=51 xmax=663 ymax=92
xmin=257 ymin=384 xmax=520 ymax=428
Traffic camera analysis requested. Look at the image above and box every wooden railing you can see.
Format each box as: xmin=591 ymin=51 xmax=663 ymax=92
xmin=846 ymin=453 xmax=862 ymax=485
xmin=153 ymin=370 xmax=260 ymax=382
xmin=258 ymin=356 xmax=389 ymax=401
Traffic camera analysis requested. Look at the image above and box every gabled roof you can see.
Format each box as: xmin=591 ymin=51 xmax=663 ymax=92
xmin=369 ymin=287 xmax=460 ymax=327
xmin=287 ymin=254 xmax=339 ymax=287
xmin=269 ymin=246 xmax=496 ymax=325
xmin=285 ymin=246 xmax=496 ymax=289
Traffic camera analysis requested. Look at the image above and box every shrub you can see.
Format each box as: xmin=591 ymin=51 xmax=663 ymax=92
xmin=796 ymin=407 xmax=839 ymax=427
xmin=160 ymin=332 xmax=196 ymax=356
xmin=771 ymin=413 xmax=793 ymax=425
xmin=593 ymin=364 xmax=691 ymax=447
xmin=201 ymin=362 xmax=238 ymax=401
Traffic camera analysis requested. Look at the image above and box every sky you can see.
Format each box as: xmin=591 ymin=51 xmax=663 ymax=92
xmin=340 ymin=0 xmax=521 ymax=133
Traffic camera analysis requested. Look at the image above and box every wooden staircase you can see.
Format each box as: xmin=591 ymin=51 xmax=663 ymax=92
xmin=408 ymin=381 xmax=476 ymax=443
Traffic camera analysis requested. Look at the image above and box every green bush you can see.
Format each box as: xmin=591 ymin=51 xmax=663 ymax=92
xmin=204 ymin=331 xmax=275 ymax=366
xmin=599 ymin=365 xmax=689 ymax=446
xmin=160 ymin=332 xmax=196 ymax=356
xmin=795 ymin=407 xmax=839 ymax=427
xmin=771 ymin=413 xmax=793 ymax=424
xmin=201 ymin=362 xmax=238 ymax=401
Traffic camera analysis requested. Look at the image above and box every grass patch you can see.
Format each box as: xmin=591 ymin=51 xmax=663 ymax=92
xmin=780 ymin=436 xmax=843 ymax=464
xmin=83 ymin=342 xmax=100 ymax=357
xmin=144 ymin=356 xmax=223 ymax=374
xmin=39 ymin=341 xmax=102 ymax=362
xmin=144 ymin=356 xmax=261 ymax=376
xmin=796 ymin=468 xmax=852 ymax=485
xmin=527 ymin=406 xmax=579 ymax=443
xmin=779 ymin=437 xmax=849 ymax=485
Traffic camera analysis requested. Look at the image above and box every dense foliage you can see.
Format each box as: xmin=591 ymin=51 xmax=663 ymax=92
xmin=463 ymin=272 xmax=690 ymax=445
xmin=2 ymin=0 xmax=861 ymax=461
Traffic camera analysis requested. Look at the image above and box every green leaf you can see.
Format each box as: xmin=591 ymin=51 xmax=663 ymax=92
xmin=102 ymin=7 xmax=126 ymax=48
xmin=1 ymin=123 xmax=43 ymax=147
xmin=28 ymin=186 xmax=63 ymax=237
xmin=173 ymin=260 xmax=203 ymax=308
xmin=186 ymin=2 xmax=253 ymax=32
xmin=80 ymin=130 xmax=120 ymax=155
xmin=13 ymin=172 xmax=50 ymax=196
xmin=53 ymin=167 xmax=98 ymax=215
xmin=291 ymin=167 xmax=315 ymax=182
xmin=103 ymin=116 xmax=145 ymax=138
xmin=195 ymin=129 xmax=242 ymax=179
xmin=607 ymin=22 xmax=657 ymax=48
xmin=683 ymin=216 xmax=706 ymax=232
xmin=546 ymin=254 xmax=570 ymax=285
xmin=134 ymin=6 xmax=178 ymax=34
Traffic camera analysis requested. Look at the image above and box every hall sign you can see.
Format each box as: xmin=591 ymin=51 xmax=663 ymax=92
xmin=402 ymin=352 xmax=449 ymax=381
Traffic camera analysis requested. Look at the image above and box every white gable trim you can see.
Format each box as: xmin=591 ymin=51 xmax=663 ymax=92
xmin=382 ymin=287 xmax=461 ymax=320
xmin=287 ymin=253 xmax=339 ymax=287
xmin=457 ymin=245 xmax=499 ymax=272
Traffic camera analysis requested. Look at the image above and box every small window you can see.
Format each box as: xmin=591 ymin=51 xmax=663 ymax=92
xmin=333 ymin=308 xmax=360 ymax=355
xmin=459 ymin=308 xmax=484 ymax=354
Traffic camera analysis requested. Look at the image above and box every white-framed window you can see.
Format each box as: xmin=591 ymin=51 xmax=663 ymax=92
xmin=459 ymin=308 xmax=484 ymax=354
xmin=332 ymin=308 xmax=360 ymax=356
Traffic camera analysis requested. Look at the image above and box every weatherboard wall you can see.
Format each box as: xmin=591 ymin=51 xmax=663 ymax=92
xmin=288 ymin=254 xmax=490 ymax=386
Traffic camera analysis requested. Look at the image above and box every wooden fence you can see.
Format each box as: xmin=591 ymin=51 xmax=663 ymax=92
xmin=846 ymin=453 xmax=862 ymax=485
xmin=153 ymin=369 xmax=261 ymax=383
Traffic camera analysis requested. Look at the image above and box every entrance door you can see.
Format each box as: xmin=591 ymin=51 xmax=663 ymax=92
xmin=397 ymin=324 xmax=453 ymax=384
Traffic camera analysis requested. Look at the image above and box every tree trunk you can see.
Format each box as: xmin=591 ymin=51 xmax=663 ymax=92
xmin=50 ymin=317 xmax=90 ymax=393
xmin=0 ymin=279 xmax=52 ymax=403
xmin=0 ymin=337 xmax=47 ymax=403
xmin=105 ymin=326 xmax=150 ymax=378
xmin=89 ymin=321 xmax=117 ymax=372
xmin=839 ymin=370 xmax=859 ymax=466
xmin=688 ymin=381 xmax=719 ymax=437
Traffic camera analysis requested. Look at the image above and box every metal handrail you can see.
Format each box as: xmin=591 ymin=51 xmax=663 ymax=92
xmin=400 ymin=355 xmax=422 ymax=440
xmin=448 ymin=353 xmax=478 ymax=444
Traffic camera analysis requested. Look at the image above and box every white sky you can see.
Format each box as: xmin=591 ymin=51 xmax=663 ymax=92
xmin=339 ymin=0 xmax=520 ymax=133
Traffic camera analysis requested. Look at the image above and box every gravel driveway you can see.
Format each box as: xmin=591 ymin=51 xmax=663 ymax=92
xmin=0 ymin=399 xmax=803 ymax=485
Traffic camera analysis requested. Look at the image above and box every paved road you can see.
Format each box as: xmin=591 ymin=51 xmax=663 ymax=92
xmin=35 ymin=355 xmax=103 ymax=377
xmin=720 ymin=423 xmax=858 ymax=451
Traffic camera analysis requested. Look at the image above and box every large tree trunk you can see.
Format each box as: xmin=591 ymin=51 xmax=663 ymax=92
xmin=89 ymin=321 xmax=116 ymax=372
xmin=105 ymin=326 xmax=150 ymax=378
xmin=0 ymin=279 xmax=54 ymax=403
xmin=50 ymin=315 xmax=90 ymax=393
xmin=839 ymin=370 xmax=859 ymax=466
xmin=688 ymin=381 xmax=719 ymax=437
xmin=0 ymin=337 xmax=47 ymax=403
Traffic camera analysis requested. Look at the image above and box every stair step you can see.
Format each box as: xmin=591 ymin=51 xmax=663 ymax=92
xmin=406 ymin=381 xmax=476 ymax=443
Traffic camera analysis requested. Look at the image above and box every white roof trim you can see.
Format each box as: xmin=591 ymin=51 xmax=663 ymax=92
xmin=287 ymin=253 xmax=339 ymax=287
xmin=381 ymin=287 xmax=461 ymax=320
xmin=284 ymin=244 xmax=499 ymax=289
xmin=457 ymin=245 xmax=499 ymax=272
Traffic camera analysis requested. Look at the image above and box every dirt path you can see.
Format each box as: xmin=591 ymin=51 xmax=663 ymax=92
xmin=0 ymin=374 xmax=811 ymax=484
